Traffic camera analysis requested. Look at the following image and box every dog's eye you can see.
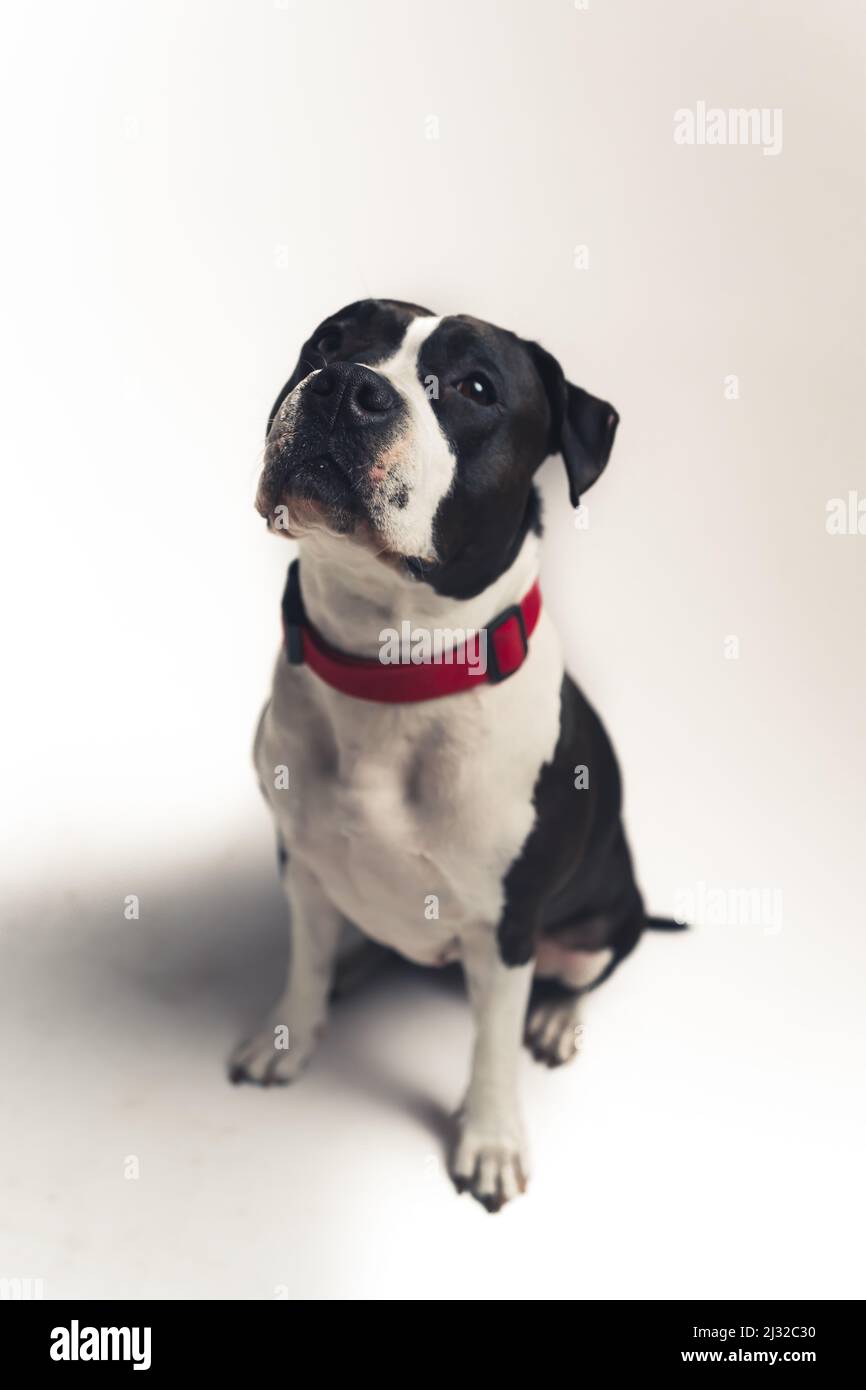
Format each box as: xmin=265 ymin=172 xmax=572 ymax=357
xmin=315 ymin=329 xmax=341 ymax=356
xmin=455 ymin=373 xmax=496 ymax=406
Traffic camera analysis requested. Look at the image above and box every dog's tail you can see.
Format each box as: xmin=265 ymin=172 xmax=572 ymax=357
xmin=645 ymin=914 xmax=690 ymax=931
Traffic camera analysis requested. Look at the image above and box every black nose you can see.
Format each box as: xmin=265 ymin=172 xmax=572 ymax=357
xmin=306 ymin=362 xmax=401 ymax=427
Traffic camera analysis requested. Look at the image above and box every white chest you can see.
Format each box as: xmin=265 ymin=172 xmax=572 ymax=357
xmin=257 ymin=615 xmax=563 ymax=965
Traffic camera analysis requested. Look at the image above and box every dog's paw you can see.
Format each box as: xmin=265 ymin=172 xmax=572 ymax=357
xmin=450 ymin=1118 xmax=530 ymax=1213
xmin=524 ymin=996 xmax=582 ymax=1067
xmin=228 ymin=1017 xmax=320 ymax=1087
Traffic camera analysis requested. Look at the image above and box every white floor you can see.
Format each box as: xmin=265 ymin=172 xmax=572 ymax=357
xmin=2 ymin=831 xmax=863 ymax=1302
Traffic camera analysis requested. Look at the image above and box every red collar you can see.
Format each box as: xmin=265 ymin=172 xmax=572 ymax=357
xmin=281 ymin=560 xmax=542 ymax=703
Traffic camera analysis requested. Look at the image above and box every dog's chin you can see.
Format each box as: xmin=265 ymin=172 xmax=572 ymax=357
xmin=256 ymin=455 xmax=434 ymax=580
xmin=256 ymin=452 xmax=360 ymax=541
xmin=256 ymin=483 xmax=411 ymax=568
xmin=258 ymin=492 xmax=355 ymax=541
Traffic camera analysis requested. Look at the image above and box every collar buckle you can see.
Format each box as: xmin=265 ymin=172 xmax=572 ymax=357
xmin=486 ymin=603 xmax=529 ymax=684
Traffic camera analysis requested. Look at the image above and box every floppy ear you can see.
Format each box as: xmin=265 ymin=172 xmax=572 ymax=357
xmin=525 ymin=341 xmax=620 ymax=508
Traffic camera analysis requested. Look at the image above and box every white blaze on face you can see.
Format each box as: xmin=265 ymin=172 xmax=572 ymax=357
xmin=366 ymin=314 xmax=456 ymax=560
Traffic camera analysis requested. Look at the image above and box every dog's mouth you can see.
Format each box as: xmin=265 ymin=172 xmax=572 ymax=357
xmin=256 ymin=431 xmax=436 ymax=582
xmin=256 ymin=445 xmax=404 ymax=562
xmin=256 ymin=441 xmax=358 ymax=533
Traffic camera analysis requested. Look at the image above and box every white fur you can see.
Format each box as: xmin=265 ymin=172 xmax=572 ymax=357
xmin=535 ymin=942 xmax=613 ymax=989
xmin=231 ymin=859 xmax=343 ymax=1084
xmin=255 ymin=534 xmax=561 ymax=959
xmin=454 ymin=939 xmax=534 ymax=1206
xmin=365 ymin=315 xmax=455 ymax=560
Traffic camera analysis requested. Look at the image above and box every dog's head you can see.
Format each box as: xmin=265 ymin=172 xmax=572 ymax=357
xmin=256 ymin=298 xmax=618 ymax=597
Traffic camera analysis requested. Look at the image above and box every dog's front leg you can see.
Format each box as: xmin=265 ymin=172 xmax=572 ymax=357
xmin=229 ymin=859 xmax=342 ymax=1086
xmin=451 ymin=930 xmax=534 ymax=1212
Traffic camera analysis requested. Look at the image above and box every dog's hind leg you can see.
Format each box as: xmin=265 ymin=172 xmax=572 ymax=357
xmin=525 ymin=904 xmax=642 ymax=1066
xmin=524 ymin=989 xmax=584 ymax=1067
xmin=524 ymin=944 xmax=611 ymax=1067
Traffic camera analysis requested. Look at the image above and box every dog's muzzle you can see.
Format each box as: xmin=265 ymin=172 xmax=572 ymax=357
xmin=257 ymin=362 xmax=409 ymax=527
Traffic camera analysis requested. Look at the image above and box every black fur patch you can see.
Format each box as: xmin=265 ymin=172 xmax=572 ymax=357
xmin=413 ymin=316 xmax=552 ymax=599
xmin=498 ymin=675 xmax=646 ymax=976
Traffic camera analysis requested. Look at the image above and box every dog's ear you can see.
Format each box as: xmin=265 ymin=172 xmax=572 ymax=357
xmin=525 ymin=341 xmax=619 ymax=507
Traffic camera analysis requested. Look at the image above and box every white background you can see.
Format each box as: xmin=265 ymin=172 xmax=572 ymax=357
xmin=1 ymin=0 xmax=864 ymax=1299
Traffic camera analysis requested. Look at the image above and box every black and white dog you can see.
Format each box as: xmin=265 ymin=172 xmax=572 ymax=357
xmin=231 ymin=298 xmax=681 ymax=1211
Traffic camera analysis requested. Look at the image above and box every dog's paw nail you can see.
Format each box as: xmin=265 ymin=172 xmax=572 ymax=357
xmin=481 ymin=1194 xmax=506 ymax=1214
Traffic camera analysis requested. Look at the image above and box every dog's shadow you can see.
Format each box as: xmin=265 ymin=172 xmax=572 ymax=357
xmin=48 ymin=852 xmax=464 ymax=1159
xmin=320 ymin=978 xmax=459 ymax=1154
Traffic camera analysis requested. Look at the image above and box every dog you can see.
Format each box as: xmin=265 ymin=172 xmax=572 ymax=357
xmin=230 ymin=298 xmax=682 ymax=1211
